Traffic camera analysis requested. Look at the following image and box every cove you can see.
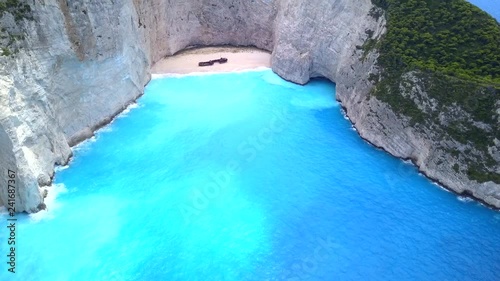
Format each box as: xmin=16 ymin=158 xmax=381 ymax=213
xmin=1 ymin=69 xmax=499 ymax=280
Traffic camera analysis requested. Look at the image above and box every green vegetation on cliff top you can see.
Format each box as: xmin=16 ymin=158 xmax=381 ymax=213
xmin=0 ymin=0 xmax=32 ymax=56
xmin=373 ymin=0 xmax=500 ymax=83
xmin=370 ymin=0 xmax=499 ymax=183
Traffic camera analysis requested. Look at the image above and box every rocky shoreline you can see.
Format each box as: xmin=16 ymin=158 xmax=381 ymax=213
xmin=339 ymin=106 xmax=500 ymax=211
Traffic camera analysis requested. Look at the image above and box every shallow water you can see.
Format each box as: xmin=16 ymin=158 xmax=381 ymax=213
xmin=1 ymin=70 xmax=499 ymax=280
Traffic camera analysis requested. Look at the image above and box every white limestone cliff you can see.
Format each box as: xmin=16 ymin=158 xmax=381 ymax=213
xmin=0 ymin=0 xmax=498 ymax=212
xmin=0 ymin=0 xmax=149 ymax=212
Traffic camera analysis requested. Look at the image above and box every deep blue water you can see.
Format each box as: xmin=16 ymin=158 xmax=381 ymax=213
xmin=1 ymin=70 xmax=499 ymax=281
xmin=468 ymin=0 xmax=500 ymax=20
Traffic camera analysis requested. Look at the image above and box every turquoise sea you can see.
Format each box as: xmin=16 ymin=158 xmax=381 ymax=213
xmin=1 ymin=70 xmax=499 ymax=280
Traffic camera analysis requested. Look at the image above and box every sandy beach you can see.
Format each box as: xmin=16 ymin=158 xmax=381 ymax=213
xmin=151 ymin=46 xmax=271 ymax=77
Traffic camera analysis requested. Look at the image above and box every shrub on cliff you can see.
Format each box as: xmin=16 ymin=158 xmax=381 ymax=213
xmin=370 ymin=0 xmax=500 ymax=183
xmin=0 ymin=0 xmax=32 ymax=56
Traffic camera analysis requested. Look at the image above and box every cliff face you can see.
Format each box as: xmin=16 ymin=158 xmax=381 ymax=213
xmin=0 ymin=0 xmax=498 ymax=212
xmin=356 ymin=70 xmax=500 ymax=208
xmin=133 ymin=0 xmax=276 ymax=62
xmin=0 ymin=0 xmax=150 ymax=212
xmin=339 ymin=71 xmax=500 ymax=208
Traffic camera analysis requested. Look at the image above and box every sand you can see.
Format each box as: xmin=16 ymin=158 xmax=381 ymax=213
xmin=151 ymin=46 xmax=271 ymax=77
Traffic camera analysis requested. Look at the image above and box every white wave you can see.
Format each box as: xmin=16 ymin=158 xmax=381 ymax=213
xmin=341 ymin=113 xmax=358 ymax=132
xmin=457 ymin=196 xmax=473 ymax=203
xmin=54 ymin=164 xmax=70 ymax=172
xmin=431 ymin=181 xmax=450 ymax=193
xmin=403 ymin=159 xmax=413 ymax=165
xmin=117 ymin=102 xmax=141 ymax=119
xmin=29 ymin=183 xmax=68 ymax=222
xmin=340 ymin=111 xmax=358 ymax=131
xmin=97 ymin=126 xmax=113 ymax=133
xmin=69 ymin=137 xmax=96 ymax=157
xmin=74 ymin=135 xmax=97 ymax=149
xmin=86 ymin=102 xmax=142 ymax=141
xmin=84 ymin=135 xmax=97 ymax=144
xmin=340 ymin=110 xmax=353 ymax=122
xmin=151 ymin=67 xmax=271 ymax=80
xmin=57 ymin=103 xmax=142 ymax=187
